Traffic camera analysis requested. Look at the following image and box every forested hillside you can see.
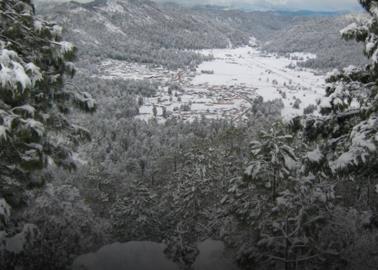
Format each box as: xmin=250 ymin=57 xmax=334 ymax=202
xmin=194 ymin=7 xmax=368 ymax=70
xmin=262 ymin=14 xmax=368 ymax=70
xmin=38 ymin=0 xmax=250 ymax=69
xmin=38 ymin=0 xmax=367 ymax=70
xmin=2 ymin=1 xmax=378 ymax=270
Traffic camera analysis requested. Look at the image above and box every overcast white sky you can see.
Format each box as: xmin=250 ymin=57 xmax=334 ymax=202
xmin=40 ymin=0 xmax=361 ymax=11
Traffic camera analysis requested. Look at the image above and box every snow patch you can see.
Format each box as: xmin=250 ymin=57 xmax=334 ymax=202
xmin=99 ymin=0 xmax=125 ymax=13
xmin=0 ymin=48 xmax=31 ymax=90
xmin=306 ymin=147 xmax=323 ymax=163
xmin=0 ymin=125 xmax=8 ymax=141
xmin=51 ymin=25 xmax=63 ymax=37
xmin=58 ymin=41 xmax=75 ymax=54
xmin=0 ymin=198 xmax=11 ymax=222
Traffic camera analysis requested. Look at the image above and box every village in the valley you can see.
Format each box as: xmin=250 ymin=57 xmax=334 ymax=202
xmin=95 ymin=45 xmax=326 ymax=122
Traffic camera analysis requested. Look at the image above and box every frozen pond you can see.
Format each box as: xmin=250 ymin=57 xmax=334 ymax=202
xmin=72 ymin=241 xmax=178 ymax=270
xmin=72 ymin=240 xmax=239 ymax=270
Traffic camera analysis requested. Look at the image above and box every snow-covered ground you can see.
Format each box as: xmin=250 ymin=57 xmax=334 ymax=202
xmin=193 ymin=47 xmax=325 ymax=119
xmin=96 ymin=44 xmax=326 ymax=122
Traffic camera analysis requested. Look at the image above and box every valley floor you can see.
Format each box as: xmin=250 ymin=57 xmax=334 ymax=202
xmin=95 ymin=42 xmax=326 ymax=122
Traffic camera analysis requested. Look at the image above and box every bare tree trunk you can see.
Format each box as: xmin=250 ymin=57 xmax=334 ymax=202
xmin=285 ymin=216 xmax=290 ymax=270
xmin=367 ymin=176 xmax=371 ymax=208
xmin=174 ymin=152 xmax=178 ymax=172
xmin=272 ymin=170 xmax=277 ymax=201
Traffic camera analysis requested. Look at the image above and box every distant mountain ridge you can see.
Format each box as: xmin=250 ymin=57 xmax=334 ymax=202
xmin=273 ymin=10 xmax=349 ymax=17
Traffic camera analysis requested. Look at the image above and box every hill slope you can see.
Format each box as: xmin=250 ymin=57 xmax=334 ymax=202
xmin=261 ymin=14 xmax=367 ymax=70
xmin=39 ymin=0 xmax=250 ymax=68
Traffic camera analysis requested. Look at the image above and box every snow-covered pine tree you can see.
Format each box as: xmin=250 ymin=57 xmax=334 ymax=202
xmin=244 ymin=122 xmax=298 ymax=200
xmin=0 ymin=0 xmax=95 ymax=254
xmin=249 ymin=175 xmax=335 ymax=270
xmin=223 ymin=130 xmax=337 ymax=269
xmin=304 ymin=0 xmax=378 ymax=183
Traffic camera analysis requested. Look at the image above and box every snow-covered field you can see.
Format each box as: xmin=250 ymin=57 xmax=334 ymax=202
xmin=193 ymin=47 xmax=325 ymax=119
xmin=96 ymin=44 xmax=326 ymax=122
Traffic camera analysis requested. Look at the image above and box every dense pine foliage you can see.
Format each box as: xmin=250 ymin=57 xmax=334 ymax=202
xmin=0 ymin=0 xmax=95 ymax=266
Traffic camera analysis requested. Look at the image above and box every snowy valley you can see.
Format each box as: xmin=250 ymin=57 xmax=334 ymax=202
xmin=133 ymin=45 xmax=325 ymax=122
xmin=89 ymin=41 xmax=326 ymax=122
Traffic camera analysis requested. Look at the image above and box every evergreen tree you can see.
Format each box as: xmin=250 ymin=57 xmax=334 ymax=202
xmin=304 ymin=0 xmax=378 ymax=205
xmin=244 ymin=122 xmax=298 ymax=200
xmin=0 ymin=0 xmax=95 ymax=256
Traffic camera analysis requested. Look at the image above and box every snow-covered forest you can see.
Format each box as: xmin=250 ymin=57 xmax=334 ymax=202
xmin=1 ymin=0 xmax=378 ymax=269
